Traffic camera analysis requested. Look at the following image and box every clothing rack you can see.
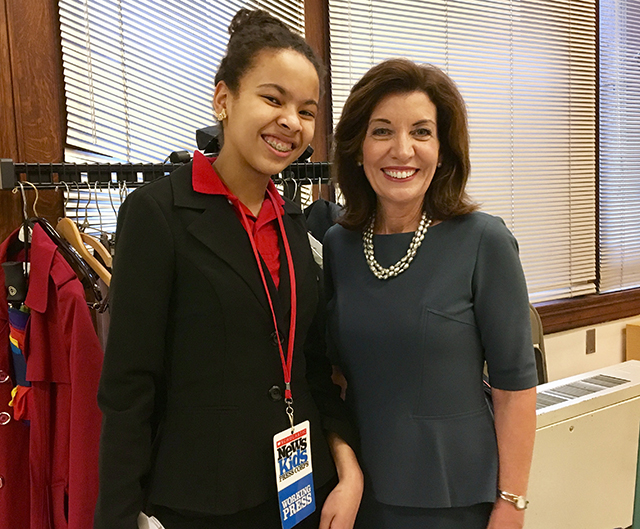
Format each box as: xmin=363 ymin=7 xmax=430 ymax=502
xmin=0 ymin=158 xmax=331 ymax=190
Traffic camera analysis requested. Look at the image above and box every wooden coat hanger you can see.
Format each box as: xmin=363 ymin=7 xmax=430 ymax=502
xmin=56 ymin=217 xmax=111 ymax=286
xmin=80 ymin=232 xmax=112 ymax=268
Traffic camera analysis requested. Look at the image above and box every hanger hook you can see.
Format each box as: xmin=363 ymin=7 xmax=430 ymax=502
xmin=107 ymin=180 xmax=118 ymax=217
xmin=94 ymin=181 xmax=103 ymax=232
xmin=54 ymin=181 xmax=71 ymax=219
xmin=12 ymin=182 xmax=28 ymax=220
xmin=12 ymin=180 xmax=39 ymax=218
xmin=282 ymin=173 xmax=298 ymax=202
xmin=61 ymin=181 xmax=70 ymax=210
xmin=82 ymin=181 xmax=92 ymax=230
xmin=73 ymin=181 xmax=81 ymax=226
xmin=24 ymin=181 xmax=40 ymax=217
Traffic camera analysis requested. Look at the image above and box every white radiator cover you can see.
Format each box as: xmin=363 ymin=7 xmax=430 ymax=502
xmin=525 ymin=360 xmax=640 ymax=529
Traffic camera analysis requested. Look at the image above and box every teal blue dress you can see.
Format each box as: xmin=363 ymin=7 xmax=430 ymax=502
xmin=324 ymin=212 xmax=538 ymax=528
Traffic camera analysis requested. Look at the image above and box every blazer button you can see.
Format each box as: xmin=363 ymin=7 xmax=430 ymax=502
xmin=0 ymin=476 xmax=4 ymax=488
xmin=0 ymin=412 xmax=10 ymax=425
xmin=271 ymin=332 xmax=284 ymax=347
xmin=0 ymin=370 xmax=9 ymax=383
xmin=269 ymin=385 xmax=283 ymax=401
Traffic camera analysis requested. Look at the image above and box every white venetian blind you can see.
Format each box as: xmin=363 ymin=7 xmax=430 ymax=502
xmin=58 ymin=0 xmax=305 ymax=163
xmin=329 ymin=0 xmax=597 ymax=302
xmin=599 ymin=0 xmax=640 ymax=293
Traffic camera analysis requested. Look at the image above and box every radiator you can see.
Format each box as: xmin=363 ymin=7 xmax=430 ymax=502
xmin=525 ymin=360 xmax=640 ymax=529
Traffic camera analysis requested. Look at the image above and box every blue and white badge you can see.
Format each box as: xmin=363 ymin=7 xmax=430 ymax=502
xmin=273 ymin=420 xmax=315 ymax=529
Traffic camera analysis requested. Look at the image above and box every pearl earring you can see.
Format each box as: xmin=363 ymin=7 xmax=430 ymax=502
xmin=357 ymin=161 xmax=362 ymax=167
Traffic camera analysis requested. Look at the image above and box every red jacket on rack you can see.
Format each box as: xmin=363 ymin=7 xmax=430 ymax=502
xmin=0 ymin=224 xmax=103 ymax=529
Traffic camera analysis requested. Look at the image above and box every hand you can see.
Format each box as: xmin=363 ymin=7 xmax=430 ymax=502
xmin=486 ymin=499 xmax=525 ymax=529
xmin=319 ymin=474 xmax=363 ymax=529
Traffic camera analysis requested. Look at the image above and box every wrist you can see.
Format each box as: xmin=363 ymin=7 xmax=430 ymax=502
xmin=327 ymin=432 xmax=364 ymax=486
xmin=335 ymin=459 xmax=364 ymax=487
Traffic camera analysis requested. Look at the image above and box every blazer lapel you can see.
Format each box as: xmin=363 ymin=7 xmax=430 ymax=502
xmin=169 ymin=165 xmax=311 ymax=328
xmin=171 ymin=166 xmax=272 ymax=316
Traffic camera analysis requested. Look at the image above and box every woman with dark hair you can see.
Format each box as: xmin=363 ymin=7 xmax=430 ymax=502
xmin=94 ymin=9 xmax=362 ymax=529
xmin=325 ymin=58 xmax=537 ymax=529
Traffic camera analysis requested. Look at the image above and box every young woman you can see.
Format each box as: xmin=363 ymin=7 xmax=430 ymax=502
xmin=325 ymin=59 xmax=537 ymax=529
xmin=94 ymin=10 xmax=362 ymax=529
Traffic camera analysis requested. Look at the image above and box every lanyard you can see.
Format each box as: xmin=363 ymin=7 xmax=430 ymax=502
xmin=237 ymin=189 xmax=297 ymax=427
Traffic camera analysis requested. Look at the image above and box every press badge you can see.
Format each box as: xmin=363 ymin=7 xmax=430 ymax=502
xmin=273 ymin=420 xmax=315 ymax=529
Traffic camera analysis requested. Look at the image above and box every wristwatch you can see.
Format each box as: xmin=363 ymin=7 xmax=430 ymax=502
xmin=498 ymin=490 xmax=529 ymax=510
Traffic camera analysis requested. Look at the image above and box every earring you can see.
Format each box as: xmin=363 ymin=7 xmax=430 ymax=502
xmin=437 ymin=161 xmax=442 ymax=168
xmin=357 ymin=161 xmax=362 ymax=167
xmin=215 ymin=108 xmax=227 ymax=121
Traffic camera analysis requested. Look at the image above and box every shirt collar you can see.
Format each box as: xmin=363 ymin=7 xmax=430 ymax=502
xmin=0 ymin=224 xmax=65 ymax=315
xmin=191 ymin=150 xmax=285 ymax=219
xmin=24 ymin=224 xmax=62 ymax=313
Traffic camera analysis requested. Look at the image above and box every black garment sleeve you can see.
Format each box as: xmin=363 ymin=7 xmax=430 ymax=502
xmin=303 ymin=257 xmax=359 ymax=451
xmin=94 ymin=189 xmax=175 ymax=529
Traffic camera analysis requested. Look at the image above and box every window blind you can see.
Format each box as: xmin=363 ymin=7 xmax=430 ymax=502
xmin=58 ymin=0 xmax=305 ymax=163
xmin=599 ymin=0 xmax=640 ymax=293
xmin=329 ymin=0 xmax=597 ymax=303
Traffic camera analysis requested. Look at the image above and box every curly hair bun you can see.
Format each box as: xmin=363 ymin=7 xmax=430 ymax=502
xmin=228 ymin=8 xmax=287 ymax=36
xmin=215 ymin=7 xmax=321 ymax=92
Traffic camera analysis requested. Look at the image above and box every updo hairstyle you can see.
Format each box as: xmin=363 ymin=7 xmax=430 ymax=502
xmin=215 ymin=8 xmax=324 ymax=93
xmin=333 ymin=58 xmax=477 ymax=231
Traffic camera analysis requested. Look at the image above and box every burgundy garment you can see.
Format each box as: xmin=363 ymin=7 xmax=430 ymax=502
xmin=0 ymin=224 xmax=103 ymax=529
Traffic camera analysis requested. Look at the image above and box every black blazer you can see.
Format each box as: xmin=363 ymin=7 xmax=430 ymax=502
xmin=94 ymin=163 xmax=354 ymax=528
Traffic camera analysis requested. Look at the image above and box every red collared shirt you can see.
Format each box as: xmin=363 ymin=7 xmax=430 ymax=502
xmin=192 ymin=150 xmax=284 ymax=288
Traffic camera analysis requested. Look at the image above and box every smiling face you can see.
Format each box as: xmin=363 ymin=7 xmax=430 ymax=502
xmin=213 ymin=48 xmax=319 ymax=181
xmin=361 ymin=91 xmax=440 ymax=217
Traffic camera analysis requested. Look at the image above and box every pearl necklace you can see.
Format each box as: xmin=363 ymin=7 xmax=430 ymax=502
xmin=362 ymin=211 xmax=432 ymax=280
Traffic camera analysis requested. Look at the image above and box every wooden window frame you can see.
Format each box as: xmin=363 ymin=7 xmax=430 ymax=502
xmin=535 ymin=289 xmax=640 ymax=334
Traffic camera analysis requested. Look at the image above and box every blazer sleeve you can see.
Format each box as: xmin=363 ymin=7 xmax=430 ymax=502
xmin=304 ymin=259 xmax=359 ymax=451
xmin=472 ymin=216 xmax=538 ymax=391
xmin=94 ymin=189 xmax=175 ymax=529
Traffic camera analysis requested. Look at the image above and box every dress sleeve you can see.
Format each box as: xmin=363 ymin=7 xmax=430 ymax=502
xmin=472 ymin=217 xmax=538 ymax=391
xmin=94 ymin=189 xmax=175 ymax=529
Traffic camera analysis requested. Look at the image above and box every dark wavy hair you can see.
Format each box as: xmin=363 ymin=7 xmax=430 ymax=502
xmin=333 ymin=58 xmax=477 ymax=231
xmin=214 ymin=9 xmax=324 ymax=93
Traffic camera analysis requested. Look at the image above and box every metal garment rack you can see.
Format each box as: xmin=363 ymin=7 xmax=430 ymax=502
xmin=0 ymin=158 xmax=331 ymax=190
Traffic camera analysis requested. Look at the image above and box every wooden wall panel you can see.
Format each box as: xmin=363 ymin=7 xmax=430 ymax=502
xmin=305 ymin=0 xmax=331 ymax=162
xmin=0 ymin=0 xmax=65 ymax=243
xmin=0 ymin=0 xmax=19 ymax=160
xmin=4 ymin=0 xmax=65 ymax=163
xmin=0 ymin=188 xmax=64 ymax=242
